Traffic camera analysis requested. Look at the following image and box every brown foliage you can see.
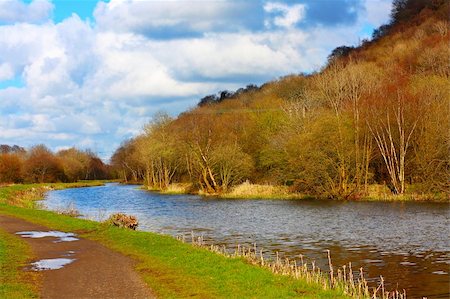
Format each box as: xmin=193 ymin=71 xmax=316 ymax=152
xmin=0 ymin=153 xmax=23 ymax=183
xmin=24 ymin=145 xmax=66 ymax=183
xmin=108 ymin=213 xmax=139 ymax=230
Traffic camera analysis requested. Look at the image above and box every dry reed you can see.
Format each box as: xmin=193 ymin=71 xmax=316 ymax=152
xmin=107 ymin=213 xmax=139 ymax=230
xmin=176 ymin=232 xmax=407 ymax=299
xmin=226 ymin=181 xmax=297 ymax=199
xmin=6 ymin=187 xmax=46 ymax=207
xmin=55 ymin=202 xmax=81 ymax=217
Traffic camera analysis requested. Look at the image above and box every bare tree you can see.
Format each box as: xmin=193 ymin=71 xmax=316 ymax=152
xmin=368 ymin=91 xmax=418 ymax=194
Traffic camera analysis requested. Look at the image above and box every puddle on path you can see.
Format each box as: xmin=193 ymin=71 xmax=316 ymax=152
xmin=432 ymin=270 xmax=448 ymax=275
xmin=16 ymin=231 xmax=79 ymax=242
xmin=63 ymin=250 xmax=76 ymax=257
xmin=30 ymin=258 xmax=75 ymax=271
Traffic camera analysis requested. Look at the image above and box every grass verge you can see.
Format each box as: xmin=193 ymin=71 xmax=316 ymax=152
xmin=0 ymin=183 xmax=347 ymax=298
xmin=0 ymin=227 xmax=39 ymax=298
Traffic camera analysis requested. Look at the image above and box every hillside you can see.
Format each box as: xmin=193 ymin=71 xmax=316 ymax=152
xmin=112 ymin=0 xmax=449 ymax=199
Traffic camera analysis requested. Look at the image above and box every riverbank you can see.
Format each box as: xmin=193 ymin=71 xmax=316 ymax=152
xmin=0 ymin=181 xmax=106 ymax=207
xmin=0 ymin=183 xmax=348 ymax=298
xmin=143 ymin=181 xmax=449 ymax=202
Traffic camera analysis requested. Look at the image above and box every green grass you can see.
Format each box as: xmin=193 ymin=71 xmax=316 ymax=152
xmin=0 ymin=227 xmax=39 ymax=298
xmin=0 ymin=181 xmax=105 ymax=207
xmin=0 ymin=183 xmax=348 ymax=298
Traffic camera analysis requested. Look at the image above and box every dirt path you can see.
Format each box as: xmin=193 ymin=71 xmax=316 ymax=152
xmin=0 ymin=215 xmax=154 ymax=299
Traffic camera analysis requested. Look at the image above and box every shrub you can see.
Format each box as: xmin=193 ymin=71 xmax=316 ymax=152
xmin=107 ymin=213 xmax=139 ymax=230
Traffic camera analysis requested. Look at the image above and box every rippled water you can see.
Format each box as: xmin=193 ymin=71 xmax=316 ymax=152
xmin=44 ymin=183 xmax=450 ymax=298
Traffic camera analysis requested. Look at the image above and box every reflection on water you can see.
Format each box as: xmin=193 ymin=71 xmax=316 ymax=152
xmin=31 ymin=258 xmax=75 ymax=271
xmin=16 ymin=231 xmax=79 ymax=242
xmin=44 ymin=183 xmax=450 ymax=298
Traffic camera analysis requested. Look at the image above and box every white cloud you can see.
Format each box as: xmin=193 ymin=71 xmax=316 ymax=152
xmin=0 ymin=22 xmax=62 ymax=90
xmin=94 ymin=0 xmax=254 ymax=35
xmin=364 ymin=0 xmax=392 ymax=25
xmin=0 ymin=0 xmax=392 ymax=159
xmin=0 ymin=86 xmax=27 ymax=114
xmin=146 ymin=29 xmax=312 ymax=81
xmin=55 ymin=145 xmax=71 ymax=152
xmin=264 ymin=2 xmax=305 ymax=29
xmin=87 ymin=32 xmax=207 ymax=99
xmin=0 ymin=63 xmax=14 ymax=80
xmin=0 ymin=0 xmax=53 ymax=24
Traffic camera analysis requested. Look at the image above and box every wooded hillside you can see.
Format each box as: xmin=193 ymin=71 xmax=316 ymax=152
xmin=111 ymin=0 xmax=449 ymax=199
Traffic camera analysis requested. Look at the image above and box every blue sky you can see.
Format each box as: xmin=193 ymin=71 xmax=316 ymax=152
xmin=0 ymin=0 xmax=392 ymax=160
xmin=51 ymin=0 xmax=100 ymax=22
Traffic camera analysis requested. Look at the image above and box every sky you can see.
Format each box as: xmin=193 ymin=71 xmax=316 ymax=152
xmin=0 ymin=0 xmax=392 ymax=160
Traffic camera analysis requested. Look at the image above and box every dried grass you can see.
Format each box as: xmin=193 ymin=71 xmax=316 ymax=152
xmin=163 ymin=183 xmax=192 ymax=194
xmin=225 ymin=181 xmax=302 ymax=199
xmin=7 ymin=187 xmax=46 ymax=207
xmin=55 ymin=202 xmax=81 ymax=217
xmin=177 ymin=233 xmax=407 ymax=299
xmin=107 ymin=213 xmax=139 ymax=230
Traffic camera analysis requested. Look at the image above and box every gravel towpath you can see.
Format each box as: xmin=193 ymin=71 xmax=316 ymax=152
xmin=0 ymin=214 xmax=154 ymax=299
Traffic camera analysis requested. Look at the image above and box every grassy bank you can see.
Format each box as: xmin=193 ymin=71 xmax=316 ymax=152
xmin=0 ymin=181 xmax=106 ymax=207
xmin=223 ymin=183 xmax=448 ymax=201
xmin=142 ymin=182 xmax=306 ymax=199
xmin=0 ymin=183 xmax=347 ymax=298
xmin=143 ymin=181 xmax=448 ymax=202
xmin=361 ymin=184 xmax=449 ymax=202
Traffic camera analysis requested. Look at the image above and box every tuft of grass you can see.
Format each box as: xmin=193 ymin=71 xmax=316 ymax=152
xmin=54 ymin=202 xmax=81 ymax=217
xmin=160 ymin=183 xmax=193 ymax=195
xmin=143 ymin=183 xmax=194 ymax=195
xmin=0 ymin=227 xmax=40 ymax=298
xmin=223 ymin=181 xmax=307 ymax=200
xmin=362 ymin=184 xmax=449 ymax=202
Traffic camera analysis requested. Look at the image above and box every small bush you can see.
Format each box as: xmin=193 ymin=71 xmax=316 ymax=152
xmin=107 ymin=213 xmax=139 ymax=230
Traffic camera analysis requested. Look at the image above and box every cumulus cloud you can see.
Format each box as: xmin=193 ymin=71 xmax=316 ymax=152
xmin=0 ymin=63 xmax=14 ymax=80
xmin=363 ymin=0 xmax=392 ymax=25
xmin=87 ymin=32 xmax=209 ymax=99
xmin=94 ymin=0 xmax=262 ymax=38
xmin=0 ymin=0 xmax=392 ymax=159
xmin=145 ymin=29 xmax=319 ymax=84
xmin=0 ymin=0 xmax=53 ymax=24
xmin=264 ymin=2 xmax=306 ymax=29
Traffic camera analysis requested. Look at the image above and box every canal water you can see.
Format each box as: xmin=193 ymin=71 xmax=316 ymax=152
xmin=43 ymin=183 xmax=450 ymax=298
